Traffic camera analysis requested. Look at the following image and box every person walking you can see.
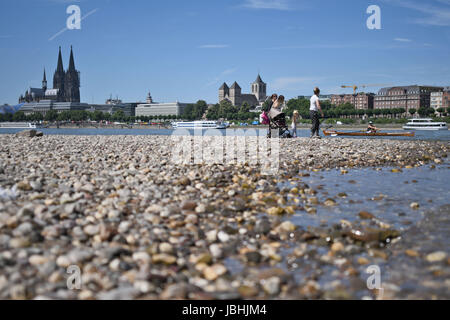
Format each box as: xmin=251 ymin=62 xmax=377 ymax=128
xmin=291 ymin=110 xmax=299 ymax=138
xmin=310 ymin=87 xmax=324 ymax=138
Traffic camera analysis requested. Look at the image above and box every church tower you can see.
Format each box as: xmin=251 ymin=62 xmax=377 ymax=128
xmin=146 ymin=91 xmax=153 ymax=104
xmin=219 ymin=83 xmax=229 ymax=102
xmin=252 ymin=74 xmax=267 ymax=103
xmin=42 ymin=69 xmax=47 ymax=91
xmin=64 ymin=46 xmax=80 ymax=102
xmin=53 ymin=46 xmax=65 ymax=101
xmin=229 ymin=82 xmax=241 ymax=106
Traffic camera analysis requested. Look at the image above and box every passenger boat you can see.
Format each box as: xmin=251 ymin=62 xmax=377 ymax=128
xmin=0 ymin=122 xmax=37 ymax=129
xmin=171 ymin=121 xmax=229 ymax=129
xmin=402 ymin=118 xmax=448 ymax=131
xmin=323 ymin=130 xmax=415 ymax=137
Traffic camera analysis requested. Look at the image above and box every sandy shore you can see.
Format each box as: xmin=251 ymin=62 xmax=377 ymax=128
xmin=0 ymin=135 xmax=448 ymax=300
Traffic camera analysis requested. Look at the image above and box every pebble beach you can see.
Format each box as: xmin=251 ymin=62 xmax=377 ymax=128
xmin=0 ymin=134 xmax=449 ymax=300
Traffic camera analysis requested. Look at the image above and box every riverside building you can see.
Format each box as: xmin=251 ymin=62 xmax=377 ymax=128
xmin=374 ymin=85 xmax=443 ymax=112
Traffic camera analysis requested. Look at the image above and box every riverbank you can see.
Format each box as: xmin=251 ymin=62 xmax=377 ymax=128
xmin=0 ymin=135 xmax=448 ymax=300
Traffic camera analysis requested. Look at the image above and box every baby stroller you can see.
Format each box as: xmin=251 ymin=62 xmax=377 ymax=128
xmin=267 ymin=108 xmax=292 ymax=138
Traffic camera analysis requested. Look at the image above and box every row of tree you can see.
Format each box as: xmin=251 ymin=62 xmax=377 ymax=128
xmin=206 ymin=100 xmax=256 ymax=121
xmin=1 ymin=98 xmax=447 ymax=123
xmin=0 ymin=110 xmax=180 ymax=123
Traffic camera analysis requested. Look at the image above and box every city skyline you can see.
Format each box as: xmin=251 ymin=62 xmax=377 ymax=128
xmin=1 ymin=0 xmax=449 ymax=105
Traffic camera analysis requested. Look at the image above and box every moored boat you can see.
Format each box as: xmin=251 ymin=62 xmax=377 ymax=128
xmin=403 ymin=118 xmax=448 ymax=131
xmin=0 ymin=122 xmax=37 ymax=129
xmin=323 ymin=130 xmax=415 ymax=137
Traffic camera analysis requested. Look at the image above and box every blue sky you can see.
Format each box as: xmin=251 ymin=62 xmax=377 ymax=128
xmin=0 ymin=0 xmax=449 ymax=105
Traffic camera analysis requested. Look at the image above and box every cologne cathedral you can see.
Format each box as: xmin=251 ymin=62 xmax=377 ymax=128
xmin=19 ymin=46 xmax=80 ymax=103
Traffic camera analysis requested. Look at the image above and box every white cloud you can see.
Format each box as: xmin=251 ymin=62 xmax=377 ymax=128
xmin=394 ymin=38 xmax=412 ymax=42
xmin=242 ymin=0 xmax=291 ymax=10
xmin=198 ymin=44 xmax=230 ymax=49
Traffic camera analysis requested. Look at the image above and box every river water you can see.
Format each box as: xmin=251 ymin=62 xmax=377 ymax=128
xmin=0 ymin=128 xmax=449 ymax=141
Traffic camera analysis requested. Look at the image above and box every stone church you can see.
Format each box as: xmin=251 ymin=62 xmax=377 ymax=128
xmin=19 ymin=46 xmax=80 ymax=103
xmin=219 ymin=74 xmax=267 ymax=107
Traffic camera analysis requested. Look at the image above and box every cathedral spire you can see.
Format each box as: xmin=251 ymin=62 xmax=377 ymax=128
xmin=42 ymin=68 xmax=47 ymax=90
xmin=56 ymin=46 xmax=64 ymax=73
xmin=68 ymin=45 xmax=76 ymax=72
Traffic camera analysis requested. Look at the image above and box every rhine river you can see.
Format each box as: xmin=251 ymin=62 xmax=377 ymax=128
xmin=0 ymin=128 xmax=449 ymax=141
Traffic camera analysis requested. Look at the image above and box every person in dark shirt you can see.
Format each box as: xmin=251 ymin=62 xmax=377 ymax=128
xmin=367 ymin=121 xmax=379 ymax=133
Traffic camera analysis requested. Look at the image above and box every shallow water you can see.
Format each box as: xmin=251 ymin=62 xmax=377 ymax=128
xmin=285 ymin=163 xmax=450 ymax=231
xmin=275 ymin=163 xmax=450 ymax=299
xmin=0 ymin=128 xmax=449 ymax=141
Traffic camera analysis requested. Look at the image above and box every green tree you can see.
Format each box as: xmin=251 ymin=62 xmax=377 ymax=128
xmin=45 ymin=110 xmax=58 ymax=122
xmin=418 ymin=107 xmax=434 ymax=117
xmin=12 ymin=111 xmax=26 ymax=122
xmin=112 ymin=110 xmax=126 ymax=122
xmin=408 ymin=108 xmax=416 ymax=117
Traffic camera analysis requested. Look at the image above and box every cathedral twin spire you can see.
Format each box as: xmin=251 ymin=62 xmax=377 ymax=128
xmin=51 ymin=46 xmax=80 ymax=102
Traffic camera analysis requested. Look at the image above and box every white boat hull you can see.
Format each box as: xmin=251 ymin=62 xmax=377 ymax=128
xmin=172 ymin=121 xmax=229 ymax=130
xmin=403 ymin=126 xmax=448 ymax=131
xmin=0 ymin=122 xmax=36 ymax=129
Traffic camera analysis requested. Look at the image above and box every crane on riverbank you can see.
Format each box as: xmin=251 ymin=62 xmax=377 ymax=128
xmin=341 ymin=84 xmax=390 ymax=94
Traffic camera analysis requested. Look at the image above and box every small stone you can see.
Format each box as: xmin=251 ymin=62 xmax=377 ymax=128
xmin=17 ymin=181 xmax=32 ymax=191
xmin=267 ymin=207 xmax=284 ymax=216
xmin=261 ymin=277 xmax=281 ymax=295
xmin=84 ymin=224 xmax=100 ymax=236
xmin=9 ymin=237 xmax=30 ymax=249
xmin=203 ymin=264 xmax=227 ymax=281
xmin=277 ymin=221 xmax=296 ymax=233
xmin=324 ymin=198 xmax=336 ymax=206
xmin=357 ymin=257 xmax=370 ymax=265
xmin=426 ymin=251 xmax=447 ymax=263
xmin=410 ymin=202 xmax=420 ymax=210
xmin=209 ymin=244 xmax=223 ymax=258
xmin=195 ymin=204 xmax=207 ymax=214
xmin=56 ymin=255 xmax=71 ymax=268
xmin=217 ymin=231 xmax=230 ymax=243
xmin=254 ymin=219 xmax=271 ymax=234
xmin=160 ymin=283 xmax=187 ymax=299
xmin=206 ymin=230 xmax=218 ymax=242
xmin=132 ymin=252 xmax=151 ymax=264
xmin=29 ymin=255 xmax=49 ymax=265
xmin=359 ymin=211 xmax=375 ymax=220
xmin=331 ymin=242 xmax=344 ymax=253
xmin=159 ymin=242 xmax=174 ymax=254
xmin=181 ymin=200 xmax=197 ymax=211
xmin=245 ymin=251 xmax=262 ymax=264
xmin=152 ymin=253 xmax=177 ymax=265
xmin=238 ymin=285 xmax=258 ymax=298
xmin=405 ymin=249 xmax=420 ymax=258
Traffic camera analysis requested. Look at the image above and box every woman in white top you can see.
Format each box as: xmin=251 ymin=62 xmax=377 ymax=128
xmin=310 ymin=87 xmax=324 ymax=138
